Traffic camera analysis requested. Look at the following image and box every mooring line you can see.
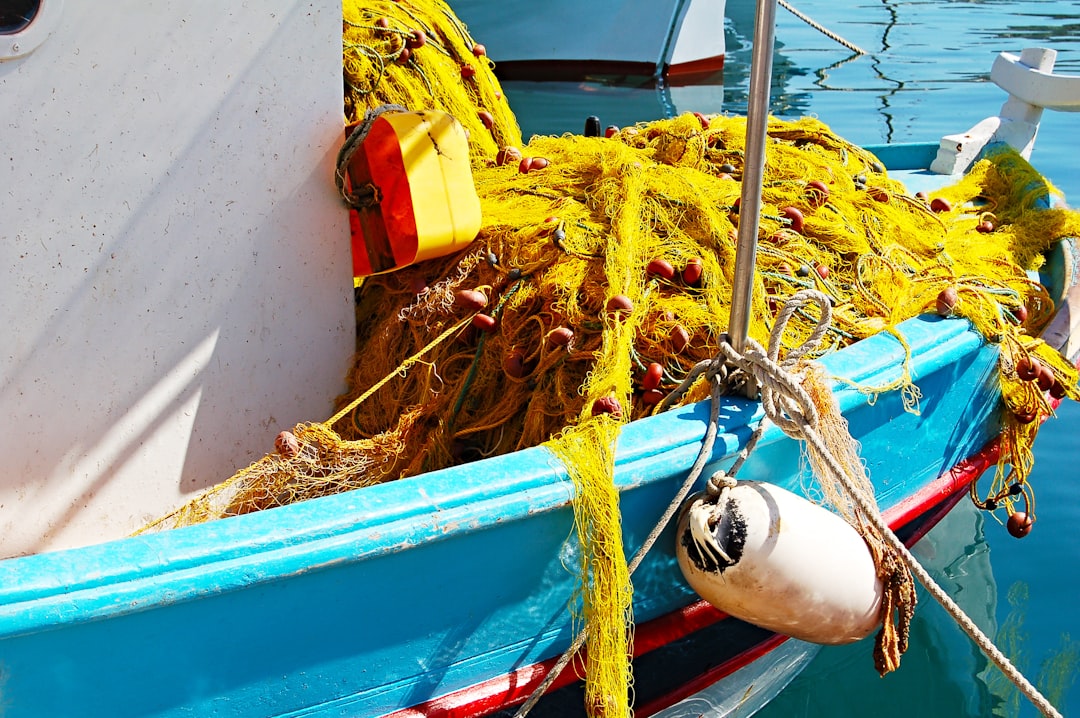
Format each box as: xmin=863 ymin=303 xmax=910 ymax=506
xmin=779 ymin=0 xmax=868 ymax=55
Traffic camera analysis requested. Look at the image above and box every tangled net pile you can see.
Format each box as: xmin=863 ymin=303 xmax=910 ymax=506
xmin=341 ymin=0 xmax=521 ymax=159
xmin=249 ymin=111 xmax=1080 ymax=527
xmin=139 ymin=0 xmax=1080 ymax=714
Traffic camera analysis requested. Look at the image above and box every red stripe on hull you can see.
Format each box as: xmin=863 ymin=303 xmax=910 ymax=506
xmin=635 ymin=633 xmax=790 ymax=717
xmin=883 ymin=439 xmax=999 ymax=530
xmin=488 ymin=55 xmax=725 ymax=86
xmin=384 ymin=602 xmax=732 ymax=718
xmin=665 ymin=55 xmax=726 ymax=86
xmin=491 ymin=59 xmax=660 ymax=84
xmin=389 ymin=438 xmax=989 ymax=718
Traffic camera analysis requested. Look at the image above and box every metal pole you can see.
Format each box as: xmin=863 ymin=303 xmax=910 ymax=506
xmin=728 ymin=0 xmax=778 ymax=355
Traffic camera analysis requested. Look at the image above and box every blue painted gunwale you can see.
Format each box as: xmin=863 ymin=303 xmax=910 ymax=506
xmin=0 ymin=141 xmax=1056 ymax=718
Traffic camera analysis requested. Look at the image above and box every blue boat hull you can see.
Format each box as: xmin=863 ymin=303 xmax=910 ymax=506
xmin=0 ymin=314 xmax=1003 ymax=717
xmin=0 ymin=143 xmax=1070 ymax=717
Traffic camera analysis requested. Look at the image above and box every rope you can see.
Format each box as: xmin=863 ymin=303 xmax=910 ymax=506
xmin=511 ymin=348 xmax=768 ymax=718
xmin=334 ymin=103 xmax=407 ymax=209
xmin=778 ymin=0 xmax=868 ymax=56
xmin=325 ymin=312 xmax=472 ymax=427
xmin=513 ymin=291 xmax=829 ymax=716
xmin=523 ymin=288 xmax=1059 ymax=716
xmin=800 ymin=430 xmax=1060 ymax=716
xmin=733 ymin=290 xmax=1062 ymax=718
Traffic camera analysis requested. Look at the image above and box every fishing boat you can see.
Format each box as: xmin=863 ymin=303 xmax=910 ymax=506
xmin=2 ymin=1 xmax=1080 ymax=717
xmin=449 ymin=0 xmax=732 ymax=132
xmin=451 ymin=0 xmax=727 ymax=83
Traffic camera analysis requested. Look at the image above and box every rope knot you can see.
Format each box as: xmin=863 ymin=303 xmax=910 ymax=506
xmin=713 ymin=290 xmax=833 ymax=439
xmin=350 ymin=182 xmax=382 ymax=208
xmin=335 ymin=103 xmax=408 ymax=210
xmin=705 ymin=470 xmax=736 ymax=497
xmin=654 ymin=290 xmax=833 ymax=420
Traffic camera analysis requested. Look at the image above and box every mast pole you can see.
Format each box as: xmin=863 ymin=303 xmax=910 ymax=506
xmin=728 ymin=0 xmax=779 ymax=355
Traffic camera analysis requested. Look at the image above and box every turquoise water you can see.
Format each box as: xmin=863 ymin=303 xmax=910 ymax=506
xmin=748 ymin=4 xmax=1080 ymax=717
xmin=502 ymin=2 xmax=1080 ymax=715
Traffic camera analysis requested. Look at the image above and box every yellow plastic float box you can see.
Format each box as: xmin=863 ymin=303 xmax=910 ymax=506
xmin=345 ymin=109 xmax=482 ymax=276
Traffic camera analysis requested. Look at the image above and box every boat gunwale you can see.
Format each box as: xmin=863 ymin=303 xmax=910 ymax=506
xmin=0 ymin=309 xmax=989 ymax=625
xmin=0 ymin=140 xmax=1070 ymax=639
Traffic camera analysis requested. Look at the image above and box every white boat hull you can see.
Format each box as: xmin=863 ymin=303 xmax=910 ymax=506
xmin=452 ymin=0 xmax=727 ymax=81
xmin=0 ymin=0 xmax=354 ymax=556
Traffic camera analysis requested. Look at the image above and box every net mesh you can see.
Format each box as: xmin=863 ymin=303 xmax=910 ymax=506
xmin=137 ymin=1 xmax=1080 ymax=713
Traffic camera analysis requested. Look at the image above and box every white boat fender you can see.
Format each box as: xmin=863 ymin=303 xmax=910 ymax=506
xmin=675 ymin=480 xmax=884 ymax=645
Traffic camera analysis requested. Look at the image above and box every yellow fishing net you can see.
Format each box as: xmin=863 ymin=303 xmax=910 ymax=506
xmin=342 ymin=0 xmax=521 ymax=160
xmin=548 ymin=416 xmax=635 ymax=717
xmin=139 ymin=0 xmax=1080 ymax=714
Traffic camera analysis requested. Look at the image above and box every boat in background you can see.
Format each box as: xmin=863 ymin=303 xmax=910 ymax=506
xmin=467 ymin=1 xmax=824 ymax=145
xmin=452 ymin=0 xmax=727 ymax=84
xmin=451 ymin=0 xmax=732 ymax=143
xmin=2 ymin=1 xmax=1080 ymax=717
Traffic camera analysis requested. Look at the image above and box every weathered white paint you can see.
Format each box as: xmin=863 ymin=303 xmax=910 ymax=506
xmin=0 ymin=0 xmax=353 ymax=555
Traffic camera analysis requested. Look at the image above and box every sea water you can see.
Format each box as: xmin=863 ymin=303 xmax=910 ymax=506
xmin=501 ymin=2 xmax=1080 ymax=715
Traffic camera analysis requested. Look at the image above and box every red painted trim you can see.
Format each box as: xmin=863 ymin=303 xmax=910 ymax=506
xmin=882 ymin=438 xmax=999 ymax=529
xmin=489 ymin=55 xmax=725 ymax=86
xmin=389 ymin=439 xmax=987 ymax=718
xmin=382 ymin=661 xmax=553 ymax=718
xmin=631 ymin=599 xmax=728 ymax=654
xmin=665 ymin=55 xmax=726 ymax=86
xmin=492 ymin=59 xmax=659 ymax=84
xmin=898 ymin=489 xmax=969 ymax=548
xmin=383 ymin=602 xmax=731 ymax=718
xmin=883 ymin=390 xmax=1067 ymax=538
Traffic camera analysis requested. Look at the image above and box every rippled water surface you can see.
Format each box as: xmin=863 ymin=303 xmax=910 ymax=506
xmin=503 ymin=2 xmax=1080 ymax=715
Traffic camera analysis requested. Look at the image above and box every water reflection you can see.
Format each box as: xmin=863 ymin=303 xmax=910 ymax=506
xmin=757 ymin=499 xmax=1078 ymax=717
xmin=500 ymin=76 xmax=726 ymax=139
xmin=501 ymin=14 xmax=816 ymax=139
xmin=982 ymin=582 xmax=1080 ymax=716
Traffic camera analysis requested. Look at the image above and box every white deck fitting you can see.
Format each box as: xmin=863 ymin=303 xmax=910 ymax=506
xmin=932 ymin=48 xmax=1080 ymax=174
